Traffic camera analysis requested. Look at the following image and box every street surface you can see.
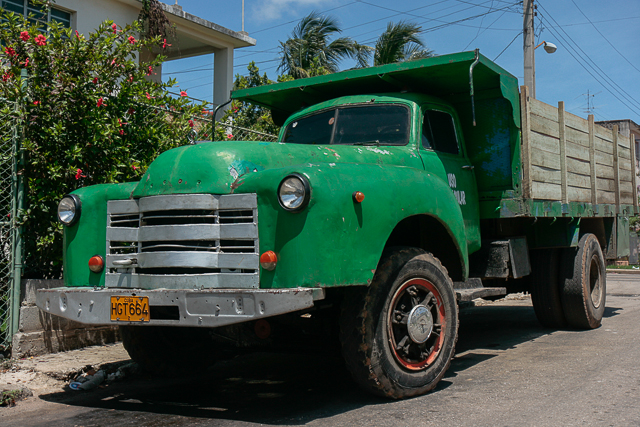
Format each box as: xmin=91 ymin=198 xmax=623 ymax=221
xmin=2 ymin=273 xmax=639 ymax=427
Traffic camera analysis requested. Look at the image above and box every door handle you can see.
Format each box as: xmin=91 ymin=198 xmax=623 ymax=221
xmin=462 ymin=165 xmax=474 ymax=170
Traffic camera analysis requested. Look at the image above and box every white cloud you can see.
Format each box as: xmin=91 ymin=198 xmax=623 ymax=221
xmin=251 ymin=0 xmax=337 ymax=22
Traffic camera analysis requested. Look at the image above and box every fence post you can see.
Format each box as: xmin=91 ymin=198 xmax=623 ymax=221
xmin=9 ymin=69 xmax=26 ymax=342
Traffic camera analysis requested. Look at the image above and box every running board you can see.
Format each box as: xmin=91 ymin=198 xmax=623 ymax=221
xmin=455 ymin=287 xmax=507 ymax=302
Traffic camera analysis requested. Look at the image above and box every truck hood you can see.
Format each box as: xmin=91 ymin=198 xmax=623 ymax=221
xmin=132 ymin=140 xmax=420 ymax=197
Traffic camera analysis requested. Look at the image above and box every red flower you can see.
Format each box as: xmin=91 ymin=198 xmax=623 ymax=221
xmin=112 ymin=23 xmax=117 ymax=33
xmin=227 ymin=133 xmax=233 ymax=139
xmin=97 ymin=98 xmax=104 ymax=107
xmin=4 ymin=47 xmax=15 ymax=57
xmin=75 ymin=30 xmax=80 ymax=39
xmin=180 ymin=91 xmax=187 ymax=97
xmin=33 ymin=101 xmax=40 ymax=106
xmin=147 ymin=66 xmax=153 ymax=76
xmin=92 ymin=77 xmax=98 ymax=84
xmin=132 ymin=165 xmax=138 ymax=170
xmin=119 ymin=129 xmax=124 ymax=135
xmin=128 ymin=75 xmax=133 ymax=82
xmin=20 ymin=31 xmax=29 ymax=41
xmin=23 ymin=57 xmax=29 ymax=67
xmin=145 ymin=92 xmax=151 ymax=100
xmin=110 ymin=58 xmax=116 ymax=66
xmin=188 ymin=120 xmax=194 ymax=128
xmin=35 ymin=34 xmax=46 ymax=46
xmin=128 ymin=36 xmax=135 ymax=44
xmin=162 ymin=38 xmax=171 ymax=49
xmin=75 ymin=169 xmax=86 ymax=180
xmin=2 ymin=72 xmax=12 ymax=82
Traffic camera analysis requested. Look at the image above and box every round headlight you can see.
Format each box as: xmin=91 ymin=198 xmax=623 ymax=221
xmin=278 ymin=173 xmax=310 ymax=212
xmin=58 ymin=194 xmax=81 ymax=226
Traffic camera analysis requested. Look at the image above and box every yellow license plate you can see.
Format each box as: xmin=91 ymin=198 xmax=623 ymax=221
xmin=110 ymin=296 xmax=150 ymax=322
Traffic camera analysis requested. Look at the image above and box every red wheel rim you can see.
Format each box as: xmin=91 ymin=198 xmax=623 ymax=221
xmin=387 ymin=278 xmax=446 ymax=370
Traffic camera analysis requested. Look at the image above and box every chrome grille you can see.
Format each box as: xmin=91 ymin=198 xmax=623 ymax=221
xmin=106 ymin=194 xmax=259 ymax=290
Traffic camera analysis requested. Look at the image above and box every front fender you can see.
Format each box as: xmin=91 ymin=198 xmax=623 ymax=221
xmin=63 ymin=182 xmax=138 ymax=287
xmin=235 ymin=162 xmax=469 ymax=289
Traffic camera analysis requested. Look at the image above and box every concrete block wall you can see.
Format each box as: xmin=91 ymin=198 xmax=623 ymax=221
xmin=11 ymin=279 xmax=120 ymax=358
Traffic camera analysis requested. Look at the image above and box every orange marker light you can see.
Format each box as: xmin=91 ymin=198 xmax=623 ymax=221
xmin=353 ymin=191 xmax=365 ymax=203
xmin=88 ymin=255 xmax=104 ymax=273
xmin=260 ymin=251 xmax=278 ymax=271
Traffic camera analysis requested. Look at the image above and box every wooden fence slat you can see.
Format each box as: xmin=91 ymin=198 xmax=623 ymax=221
xmin=531 ymin=148 xmax=561 ymax=170
xmin=567 ymin=171 xmax=592 ymax=189
xmin=589 ymin=115 xmax=597 ymax=204
xmin=594 ymin=124 xmax=614 ymax=142
xmin=530 ymin=98 xmax=558 ymax=121
xmin=564 ymin=111 xmax=589 ymax=133
xmin=558 ymin=101 xmax=568 ymax=203
xmin=612 ymin=125 xmax=620 ymax=208
xmin=566 ymin=157 xmax=591 ymax=176
xmin=566 ymin=140 xmax=590 ymax=162
xmin=565 ymin=126 xmax=590 ymax=148
xmin=530 ymin=114 xmax=561 ymax=139
xmin=520 ymin=86 xmax=532 ymax=199
xmin=567 ymin=186 xmax=591 ymax=202
xmin=530 ymin=131 xmax=560 ymax=154
xmin=531 ymin=181 xmax=562 ymax=201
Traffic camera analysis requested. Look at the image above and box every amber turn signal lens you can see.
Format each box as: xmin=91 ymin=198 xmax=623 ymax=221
xmin=260 ymin=251 xmax=278 ymax=271
xmin=352 ymin=191 xmax=365 ymax=203
xmin=88 ymin=255 xmax=104 ymax=273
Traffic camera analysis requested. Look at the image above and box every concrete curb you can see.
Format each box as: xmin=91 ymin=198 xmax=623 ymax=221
xmin=606 ymin=269 xmax=640 ymax=274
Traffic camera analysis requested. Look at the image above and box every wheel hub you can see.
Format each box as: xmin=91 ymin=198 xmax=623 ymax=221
xmin=407 ymin=305 xmax=433 ymax=343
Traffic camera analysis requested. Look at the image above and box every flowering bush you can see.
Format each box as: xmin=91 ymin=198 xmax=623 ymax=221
xmin=0 ymin=8 xmax=205 ymax=278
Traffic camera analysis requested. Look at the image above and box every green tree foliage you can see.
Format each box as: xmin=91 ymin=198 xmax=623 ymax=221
xmin=214 ymin=62 xmax=280 ymax=140
xmin=278 ymin=12 xmax=371 ymax=79
xmin=373 ymin=21 xmax=434 ymax=66
xmin=0 ymin=8 xmax=205 ymax=278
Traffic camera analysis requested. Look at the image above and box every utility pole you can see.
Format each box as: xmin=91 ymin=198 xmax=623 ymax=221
xmin=242 ymin=0 xmax=245 ymax=32
xmin=523 ymin=0 xmax=536 ymax=99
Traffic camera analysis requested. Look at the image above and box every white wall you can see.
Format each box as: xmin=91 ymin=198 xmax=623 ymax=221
xmin=57 ymin=0 xmax=140 ymax=36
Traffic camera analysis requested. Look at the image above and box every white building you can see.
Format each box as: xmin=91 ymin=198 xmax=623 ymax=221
xmin=2 ymin=0 xmax=256 ymax=108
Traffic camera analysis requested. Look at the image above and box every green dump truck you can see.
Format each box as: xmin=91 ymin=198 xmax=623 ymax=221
xmin=37 ymin=51 xmax=637 ymax=399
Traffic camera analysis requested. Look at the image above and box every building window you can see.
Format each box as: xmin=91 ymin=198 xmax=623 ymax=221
xmin=2 ymin=0 xmax=71 ymax=28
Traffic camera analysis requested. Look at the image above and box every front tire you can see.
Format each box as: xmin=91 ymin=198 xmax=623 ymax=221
xmin=120 ymin=326 xmax=217 ymax=375
xmin=340 ymin=248 xmax=458 ymax=399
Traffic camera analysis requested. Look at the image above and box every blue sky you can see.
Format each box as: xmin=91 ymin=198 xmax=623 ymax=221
xmin=162 ymin=0 xmax=640 ymax=125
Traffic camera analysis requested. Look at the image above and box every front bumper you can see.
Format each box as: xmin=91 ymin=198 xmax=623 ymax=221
xmin=36 ymin=287 xmax=325 ymax=328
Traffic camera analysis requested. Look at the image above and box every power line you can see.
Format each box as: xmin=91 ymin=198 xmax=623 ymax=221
xmin=536 ymin=5 xmax=640 ymax=111
xmin=493 ymin=30 xmax=522 ymax=61
xmin=536 ymin=5 xmax=640 ymax=115
xmin=569 ymin=0 xmax=640 ymax=75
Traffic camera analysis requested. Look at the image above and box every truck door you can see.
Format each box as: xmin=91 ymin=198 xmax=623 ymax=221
xmin=420 ymin=106 xmax=481 ymax=252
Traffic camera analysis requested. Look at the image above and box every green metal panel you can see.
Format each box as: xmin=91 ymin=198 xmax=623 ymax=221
xmin=64 ymin=183 xmax=138 ymax=288
xmin=617 ymin=215 xmax=630 ymax=258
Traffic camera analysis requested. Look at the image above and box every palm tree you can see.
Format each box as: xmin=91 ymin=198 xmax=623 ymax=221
xmin=373 ymin=22 xmax=434 ymax=66
xmin=278 ymin=12 xmax=371 ymax=79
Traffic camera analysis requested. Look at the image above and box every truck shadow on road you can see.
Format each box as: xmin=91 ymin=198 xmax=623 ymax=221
xmin=37 ymin=302 xmax=618 ymax=425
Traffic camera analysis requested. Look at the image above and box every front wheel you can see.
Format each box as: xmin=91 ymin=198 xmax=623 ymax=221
xmin=340 ymin=248 xmax=458 ymax=399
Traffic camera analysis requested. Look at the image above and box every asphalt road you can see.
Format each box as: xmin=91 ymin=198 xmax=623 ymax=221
xmin=3 ymin=273 xmax=639 ymax=427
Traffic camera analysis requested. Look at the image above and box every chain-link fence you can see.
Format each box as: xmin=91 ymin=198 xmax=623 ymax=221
xmin=0 ymin=98 xmax=21 ymax=350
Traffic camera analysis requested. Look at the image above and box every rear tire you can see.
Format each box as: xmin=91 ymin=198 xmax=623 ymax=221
xmin=560 ymin=234 xmax=606 ymax=329
xmin=340 ymin=247 xmax=458 ymax=399
xmin=529 ymin=249 xmax=566 ymax=328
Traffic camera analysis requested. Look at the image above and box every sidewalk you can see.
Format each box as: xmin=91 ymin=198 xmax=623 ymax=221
xmin=606 ymin=268 xmax=640 ymax=274
xmin=0 ymin=343 xmax=130 ymax=403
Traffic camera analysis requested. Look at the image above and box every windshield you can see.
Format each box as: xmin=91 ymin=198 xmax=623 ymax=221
xmin=282 ymin=104 xmax=410 ymax=146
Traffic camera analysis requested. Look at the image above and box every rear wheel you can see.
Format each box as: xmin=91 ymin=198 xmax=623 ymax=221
xmin=340 ymin=247 xmax=458 ymax=399
xmin=560 ymin=233 xmax=606 ymax=329
xmin=529 ymin=249 xmax=566 ymax=328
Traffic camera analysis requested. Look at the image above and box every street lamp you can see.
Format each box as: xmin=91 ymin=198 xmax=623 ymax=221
xmin=536 ymin=41 xmax=557 ymax=54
